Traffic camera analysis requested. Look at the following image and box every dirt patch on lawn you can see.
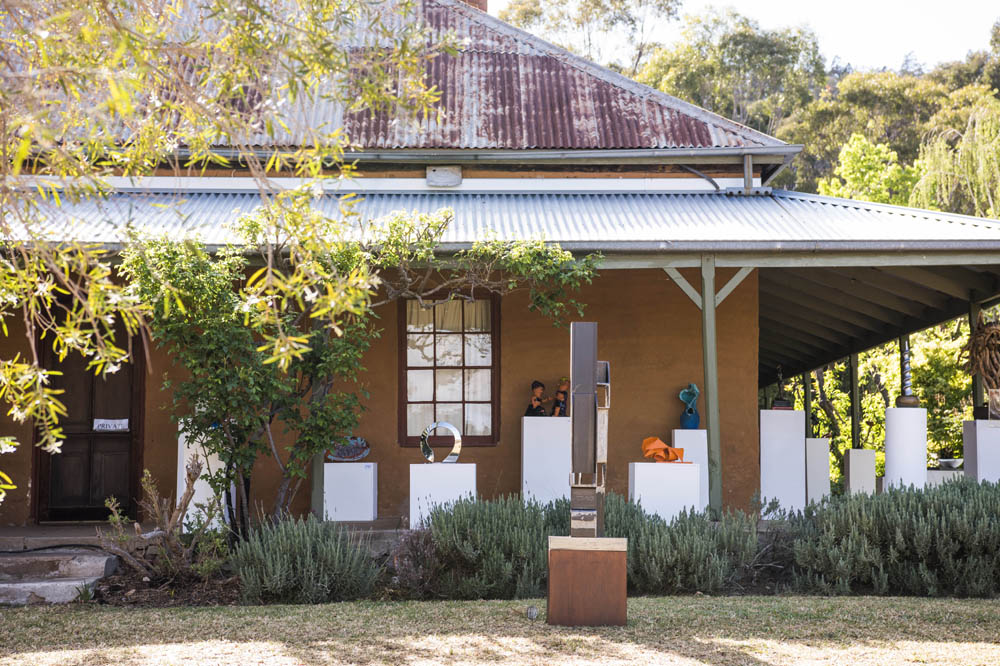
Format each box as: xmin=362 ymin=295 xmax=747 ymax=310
xmin=94 ymin=571 xmax=241 ymax=607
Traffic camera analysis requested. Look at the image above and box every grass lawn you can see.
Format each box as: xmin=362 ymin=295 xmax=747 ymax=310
xmin=2 ymin=596 xmax=999 ymax=665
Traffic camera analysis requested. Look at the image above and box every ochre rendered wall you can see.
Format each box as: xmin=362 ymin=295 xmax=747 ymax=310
xmin=354 ymin=267 xmax=760 ymax=520
xmin=0 ymin=268 xmax=760 ymax=526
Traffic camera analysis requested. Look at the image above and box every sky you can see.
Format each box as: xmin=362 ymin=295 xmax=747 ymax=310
xmin=488 ymin=0 xmax=999 ymax=72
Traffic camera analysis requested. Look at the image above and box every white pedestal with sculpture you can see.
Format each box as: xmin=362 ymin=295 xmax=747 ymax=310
xmin=884 ymin=407 xmax=928 ymax=489
xmin=805 ymin=438 xmax=830 ymax=503
xmin=320 ymin=462 xmax=377 ymax=521
xmin=845 ymin=448 xmax=876 ymax=495
xmin=963 ymin=420 xmax=1000 ymax=483
xmin=409 ymin=463 xmax=476 ymax=528
xmin=176 ymin=424 xmax=227 ymax=527
xmin=672 ymin=429 xmax=709 ymax=511
xmin=760 ymin=410 xmax=806 ymax=511
xmin=522 ymin=416 xmax=572 ymax=504
xmin=628 ymin=462 xmax=701 ymax=522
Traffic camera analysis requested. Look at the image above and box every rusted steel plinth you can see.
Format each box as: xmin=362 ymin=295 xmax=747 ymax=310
xmin=546 ymin=536 xmax=627 ymax=626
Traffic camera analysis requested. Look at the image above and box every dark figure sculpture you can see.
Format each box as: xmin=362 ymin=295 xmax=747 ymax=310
xmin=525 ymin=380 xmax=548 ymax=417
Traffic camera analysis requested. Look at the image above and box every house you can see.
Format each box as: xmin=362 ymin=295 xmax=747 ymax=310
xmin=4 ymin=0 xmax=1000 ymax=527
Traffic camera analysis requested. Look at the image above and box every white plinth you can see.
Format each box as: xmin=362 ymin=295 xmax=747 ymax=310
xmin=884 ymin=407 xmax=928 ymax=489
xmin=845 ymin=449 xmax=876 ymax=495
xmin=409 ymin=463 xmax=476 ymax=528
xmin=963 ymin=420 xmax=1000 ymax=483
xmin=673 ymin=429 xmax=709 ymax=510
xmin=927 ymin=469 xmax=963 ymax=488
xmin=628 ymin=462 xmax=701 ymax=522
xmin=760 ymin=410 xmax=806 ymax=511
xmin=176 ymin=425 xmax=226 ymax=528
xmin=521 ymin=416 xmax=571 ymax=504
xmin=322 ymin=462 xmax=377 ymax=521
xmin=805 ymin=438 xmax=830 ymax=503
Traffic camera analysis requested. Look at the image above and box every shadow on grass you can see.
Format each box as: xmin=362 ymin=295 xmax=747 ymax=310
xmin=5 ymin=596 xmax=1000 ymax=665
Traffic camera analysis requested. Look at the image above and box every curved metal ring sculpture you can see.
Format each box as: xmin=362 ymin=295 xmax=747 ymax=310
xmin=419 ymin=421 xmax=462 ymax=464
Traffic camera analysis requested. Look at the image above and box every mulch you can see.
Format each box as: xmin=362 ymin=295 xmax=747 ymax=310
xmin=94 ymin=570 xmax=242 ymax=607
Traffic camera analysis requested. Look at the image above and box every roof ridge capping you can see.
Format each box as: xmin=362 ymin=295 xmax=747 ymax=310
xmin=774 ymin=189 xmax=1000 ymax=228
xmin=431 ymin=0 xmax=790 ymax=151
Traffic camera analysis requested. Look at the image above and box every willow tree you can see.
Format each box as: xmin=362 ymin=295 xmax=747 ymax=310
xmin=912 ymin=104 xmax=1000 ymax=219
xmin=0 ymin=0 xmax=455 ymax=503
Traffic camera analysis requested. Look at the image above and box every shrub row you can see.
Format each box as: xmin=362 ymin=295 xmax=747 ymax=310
xmin=790 ymin=478 xmax=1000 ymax=596
xmin=230 ymin=478 xmax=1000 ymax=603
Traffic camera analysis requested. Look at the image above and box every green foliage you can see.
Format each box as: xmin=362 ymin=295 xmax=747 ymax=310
xmin=499 ymin=0 xmax=680 ymax=75
xmin=777 ymin=72 xmax=949 ymax=192
xmin=637 ymin=9 xmax=825 ymax=135
xmin=818 ymin=134 xmax=920 ymax=205
xmin=233 ymin=515 xmax=380 ymax=604
xmin=792 ymin=479 xmax=1000 ymax=597
xmin=912 ymin=104 xmax=1000 ymax=218
xmin=122 ymin=202 xmax=598 ymax=526
xmin=605 ymin=494 xmax=758 ymax=594
xmin=392 ymin=493 xmax=757 ymax=599
xmin=0 ymin=0 xmax=453 ymax=503
xmin=422 ymin=496 xmax=559 ymax=599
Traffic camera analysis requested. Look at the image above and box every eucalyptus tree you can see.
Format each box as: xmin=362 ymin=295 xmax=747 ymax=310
xmin=0 ymin=0 xmax=455 ymax=504
xmin=637 ymin=10 xmax=825 ymax=136
xmin=499 ymin=0 xmax=680 ymax=76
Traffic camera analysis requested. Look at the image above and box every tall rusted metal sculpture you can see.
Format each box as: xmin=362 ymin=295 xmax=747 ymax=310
xmin=548 ymin=322 xmax=626 ymax=627
xmin=569 ymin=322 xmax=610 ymax=537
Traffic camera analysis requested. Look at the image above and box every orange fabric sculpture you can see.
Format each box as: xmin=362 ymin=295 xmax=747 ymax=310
xmin=641 ymin=437 xmax=688 ymax=463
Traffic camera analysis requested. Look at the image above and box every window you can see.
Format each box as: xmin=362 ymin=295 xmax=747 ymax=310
xmin=399 ymin=296 xmax=499 ymax=446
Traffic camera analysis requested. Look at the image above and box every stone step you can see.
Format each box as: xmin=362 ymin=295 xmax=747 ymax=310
xmin=0 ymin=548 xmax=118 ymax=581
xmin=0 ymin=576 xmax=102 ymax=605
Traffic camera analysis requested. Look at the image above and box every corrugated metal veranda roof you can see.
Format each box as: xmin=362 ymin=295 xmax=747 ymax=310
xmin=26 ymin=188 xmax=1000 ymax=251
xmin=22 ymin=186 xmax=1000 ymax=385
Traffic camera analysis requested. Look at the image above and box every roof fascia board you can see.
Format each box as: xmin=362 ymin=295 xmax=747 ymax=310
xmin=339 ymin=146 xmax=803 ymax=163
xmin=66 ymin=176 xmax=759 ymax=194
xmin=592 ymin=249 xmax=1000 ymax=269
xmin=179 ymin=146 xmax=802 ymax=166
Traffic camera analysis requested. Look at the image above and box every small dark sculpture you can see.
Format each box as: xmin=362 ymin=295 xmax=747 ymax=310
xmin=551 ymin=377 xmax=569 ymax=417
xmin=525 ymin=380 xmax=548 ymax=417
xmin=551 ymin=390 xmax=568 ymax=417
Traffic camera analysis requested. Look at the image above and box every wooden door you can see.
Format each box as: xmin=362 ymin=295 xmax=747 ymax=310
xmin=36 ymin=331 xmax=142 ymax=522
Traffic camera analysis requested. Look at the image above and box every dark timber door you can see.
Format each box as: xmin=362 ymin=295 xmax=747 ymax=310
xmin=36 ymin=329 xmax=141 ymax=522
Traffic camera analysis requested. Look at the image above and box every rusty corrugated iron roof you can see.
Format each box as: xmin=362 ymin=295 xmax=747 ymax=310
xmin=250 ymin=0 xmax=786 ymax=151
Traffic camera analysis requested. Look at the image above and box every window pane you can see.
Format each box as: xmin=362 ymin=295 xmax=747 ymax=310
xmin=464 ymin=369 xmax=491 ymax=401
xmin=435 ymin=369 xmax=462 ymax=401
xmin=406 ymin=301 xmax=433 ymax=331
xmin=435 ymin=300 xmax=463 ymax=332
xmin=407 ymin=370 xmax=434 ymax=401
xmin=435 ymin=334 xmax=462 ymax=366
xmin=435 ymin=403 xmax=463 ymax=430
xmin=406 ymin=334 xmax=434 ymax=367
xmin=465 ymin=403 xmax=491 ymax=436
xmin=464 ymin=334 xmax=491 ymax=366
xmin=407 ymin=404 xmax=434 ymax=436
xmin=464 ymin=300 xmax=491 ymax=331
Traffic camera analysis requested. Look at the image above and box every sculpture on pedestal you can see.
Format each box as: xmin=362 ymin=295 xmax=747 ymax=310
xmin=419 ymin=422 xmax=462 ymax=463
xmin=568 ymin=322 xmax=610 ymax=538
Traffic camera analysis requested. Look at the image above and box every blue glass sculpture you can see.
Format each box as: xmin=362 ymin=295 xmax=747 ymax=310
xmin=679 ymin=383 xmax=700 ymax=429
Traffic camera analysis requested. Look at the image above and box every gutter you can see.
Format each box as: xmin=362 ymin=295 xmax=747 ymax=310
xmin=176 ymin=145 xmax=804 ymax=165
